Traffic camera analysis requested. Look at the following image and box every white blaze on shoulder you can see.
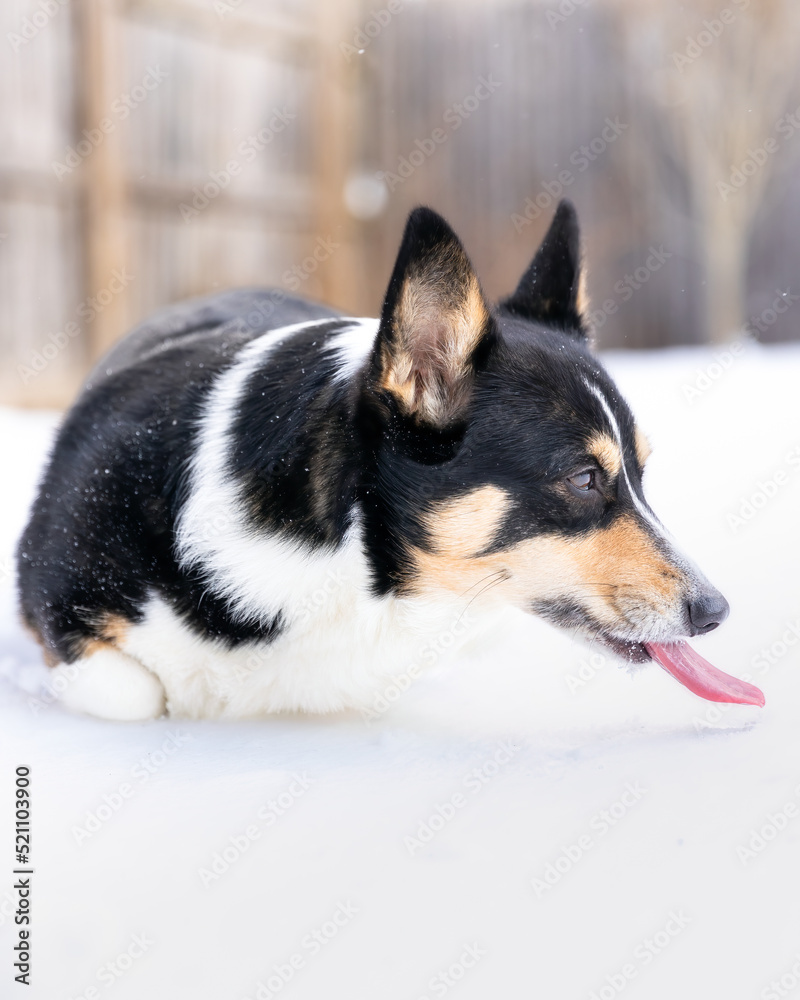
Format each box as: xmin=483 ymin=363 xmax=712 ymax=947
xmin=325 ymin=318 xmax=379 ymax=384
xmin=175 ymin=317 xmax=376 ymax=628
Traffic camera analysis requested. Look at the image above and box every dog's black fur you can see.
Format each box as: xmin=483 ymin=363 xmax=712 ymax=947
xmin=17 ymin=200 xmax=727 ymax=687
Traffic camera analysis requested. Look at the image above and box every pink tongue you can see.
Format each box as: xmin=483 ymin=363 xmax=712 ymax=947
xmin=645 ymin=642 xmax=765 ymax=707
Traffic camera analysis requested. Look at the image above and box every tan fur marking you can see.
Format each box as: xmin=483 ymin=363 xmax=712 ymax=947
xmin=634 ymin=426 xmax=652 ymax=466
xmin=379 ymin=344 xmax=418 ymax=411
xmin=25 ymin=611 xmax=131 ymax=667
xmin=381 ymin=263 xmax=489 ymax=426
xmin=410 ymin=513 xmax=686 ymax=635
xmin=425 ymin=485 xmax=512 ymax=560
xmin=75 ymin=614 xmax=131 ymax=660
xmin=42 ymin=646 xmax=59 ymax=668
xmin=587 ymin=431 xmax=622 ymax=478
xmin=575 ymin=266 xmax=589 ymax=319
xmin=574 ymin=517 xmax=680 ymax=604
xmin=98 ymin=612 xmax=130 ymax=646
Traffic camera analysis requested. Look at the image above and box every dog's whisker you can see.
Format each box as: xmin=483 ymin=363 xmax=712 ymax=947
xmin=458 ymin=570 xmax=506 ymax=601
xmin=455 ymin=571 xmax=510 ymax=626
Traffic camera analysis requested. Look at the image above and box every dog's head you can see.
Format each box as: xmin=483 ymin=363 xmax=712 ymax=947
xmin=358 ymin=201 xmax=728 ymax=663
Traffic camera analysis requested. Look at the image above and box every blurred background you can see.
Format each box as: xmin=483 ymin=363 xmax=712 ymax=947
xmin=2 ymin=0 xmax=800 ymax=406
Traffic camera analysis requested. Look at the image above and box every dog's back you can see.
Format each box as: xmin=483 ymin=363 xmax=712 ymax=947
xmin=83 ymin=288 xmax=340 ymax=388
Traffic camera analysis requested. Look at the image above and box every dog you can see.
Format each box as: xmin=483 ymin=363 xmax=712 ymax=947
xmin=18 ymin=199 xmax=760 ymax=722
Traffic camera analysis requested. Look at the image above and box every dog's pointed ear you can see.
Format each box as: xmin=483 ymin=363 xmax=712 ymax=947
xmin=368 ymin=207 xmax=496 ymax=428
xmin=501 ymin=199 xmax=588 ymax=337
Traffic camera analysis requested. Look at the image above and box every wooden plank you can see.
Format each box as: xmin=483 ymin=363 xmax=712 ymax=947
xmin=0 ymin=167 xmax=76 ymax=206
xmin=74 ymin=0 xmax=132 ymax=361
xmin=311 ymin=0 xmax=361 ymax=313
xmin=120 ymin=0 xmax=314 ymax=60
xmin=127 ymin=173 xmax=314 ymax=221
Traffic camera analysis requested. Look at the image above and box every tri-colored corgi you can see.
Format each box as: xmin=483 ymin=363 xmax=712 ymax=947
xmin=16 ymin=200 xmax=764 ymax=720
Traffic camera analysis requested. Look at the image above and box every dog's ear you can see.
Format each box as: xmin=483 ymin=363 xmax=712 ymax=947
xmin=368 ymin=207 xmax=496 ymax=428
xmin=501 ymin=199 xmax=588 ymax=337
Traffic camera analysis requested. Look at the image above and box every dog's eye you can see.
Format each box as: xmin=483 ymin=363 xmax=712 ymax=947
xmin=567 ymin=470 xmax=595 ymax=492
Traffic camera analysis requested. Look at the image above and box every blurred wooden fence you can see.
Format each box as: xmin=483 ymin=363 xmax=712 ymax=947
xmin=2 ymin=0 xmax=799 ymax=407
xmin=355 ymin=0 xmax=800 ymax=353
xmin=0 ymin=0 xmax=361 ymax=406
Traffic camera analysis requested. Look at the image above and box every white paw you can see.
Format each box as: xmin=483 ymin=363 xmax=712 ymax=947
xmin=53 ymin=648 xmax=166 ymax=721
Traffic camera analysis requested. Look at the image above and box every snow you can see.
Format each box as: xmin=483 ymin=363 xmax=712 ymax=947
xmin=1 ymin=341 xmax=799 ymax=999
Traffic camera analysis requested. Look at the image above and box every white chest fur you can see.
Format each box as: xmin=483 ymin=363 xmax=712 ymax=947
xmin=120 ymin=562 xmax=483 ymax=719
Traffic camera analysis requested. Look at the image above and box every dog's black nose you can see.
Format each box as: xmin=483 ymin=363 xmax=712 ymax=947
xmin=687 ymin=590 xmax=730 ymax=635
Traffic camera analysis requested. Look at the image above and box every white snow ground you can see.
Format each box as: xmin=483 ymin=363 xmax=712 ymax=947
xmin=1 ymin=341 xmax=799 ymax=1000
